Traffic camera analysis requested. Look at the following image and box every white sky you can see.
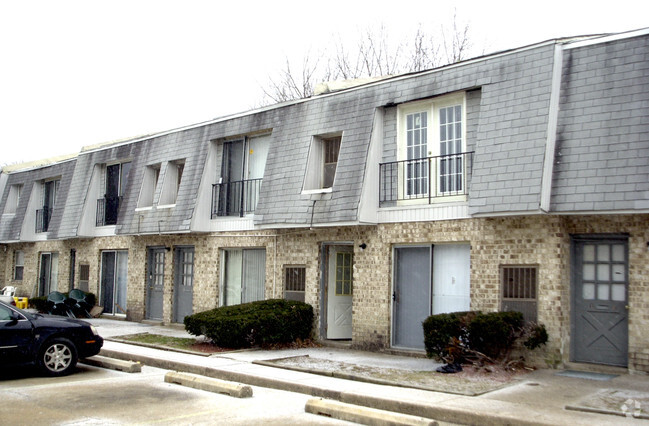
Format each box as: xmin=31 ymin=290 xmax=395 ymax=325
xmin=1 ymin=0 xmax=647 ymax=166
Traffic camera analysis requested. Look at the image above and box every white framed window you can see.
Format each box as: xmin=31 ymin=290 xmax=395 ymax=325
xmin=220 ymin=248 xmax=266 ymax=306
xmin=303 ymin=133 xmax=342 ymax=192
xmin=159 ymin=160 xmax=185 ymax=207
xmin=137 ymin=163 xmax=160 ymax=208
xmin=14 ymin=250 xmax=24 ymax=281
xmin=397 ymin=93 xmax=466 ymax=201
xmin=4 ymin=184 xmax=22 ymax=215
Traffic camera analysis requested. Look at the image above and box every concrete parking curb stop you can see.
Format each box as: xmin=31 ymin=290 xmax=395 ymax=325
xmin=90 ymin=319 xmax=648 ymax=426
xmin=98 ymin=347 xmax=641 ymax=426
xmin=81 ymin=355 xmax=141 ymax=373
xmin=305 ymin=398 xmax=437 ymax=426
xmin=165 ymin=371 xmax=253 ymax=398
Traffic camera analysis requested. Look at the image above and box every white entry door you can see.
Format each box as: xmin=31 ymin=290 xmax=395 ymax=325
xmin=326 ymin=246 xmax=353 ymax=339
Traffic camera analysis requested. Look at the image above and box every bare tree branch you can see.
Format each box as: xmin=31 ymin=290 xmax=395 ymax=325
xmin=260 ymin=16 xmax=473 ymax=105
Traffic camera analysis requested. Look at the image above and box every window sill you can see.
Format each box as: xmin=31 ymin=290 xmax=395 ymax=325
xmin=302 ymin=188 xmax=333 ymax=201
xmin=156 ymin=204 xmax=176 ymax=210
xmin=301 ymin=188 xmax=333 ymax=195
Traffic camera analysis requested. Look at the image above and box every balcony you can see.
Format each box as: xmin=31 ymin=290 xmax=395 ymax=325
xmin=379 ymin=152 xmax=473 ymax=207
xmin=211 ymin=179 xmax=262 ymax=218
xmin=96 ymin=195 xmax=121 ymax=226
xmin=35 ymin=207 xmax=52 ymax=233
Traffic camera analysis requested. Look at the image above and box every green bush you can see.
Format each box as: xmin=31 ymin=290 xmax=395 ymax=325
xmin=468 ymin=311 xmax=523 ymax=359
xmin=184 ymin=299 xmax=314 ymax=348
xmin=29 ymin=296 xmax=48 ymax=312
xmin=423 ymin=310 xmax=546 ymax=364
xmin=423 ymin=311 xmax=472 ymax=362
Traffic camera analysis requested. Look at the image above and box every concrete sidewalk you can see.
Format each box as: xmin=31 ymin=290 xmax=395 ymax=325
xmin=88 ymin=318 xmax=649 ymax=425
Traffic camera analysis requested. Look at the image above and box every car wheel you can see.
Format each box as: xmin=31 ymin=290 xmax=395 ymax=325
xmin=38 ymin=338 xmax=78 ymax=376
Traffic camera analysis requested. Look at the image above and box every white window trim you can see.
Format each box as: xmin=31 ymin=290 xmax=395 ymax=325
xmin=396 ymin=92 xmax=467 ymax=205
xmin=14 ymin=250 xmax=24 ymax=281
xmin=302 ymin=132 xmax=343 ymax=192
xmin=137 ymin=164 xmax=160 ymax=208
xmin=4 ymin=184 xmax=21 ymax=215
xmin=159 ymin=160 xmax=184 ymax=206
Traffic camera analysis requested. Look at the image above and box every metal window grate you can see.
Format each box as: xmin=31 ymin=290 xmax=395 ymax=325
xmin=285 ymin=266 xmax=306 ymax=302
xmin=79 ymin=264 xmax=90 ymax=292
xmin=501 ymin=266 xmax=538 ymax=323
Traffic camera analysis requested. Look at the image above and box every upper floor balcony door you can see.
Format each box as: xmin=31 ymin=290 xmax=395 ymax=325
xmin=213 ymin=135 xmax=269 ymax=218
xmin=97 ymin=162 xmax=130 ymax=226
xmin=380 ymin=93 xmax=471 ymax=208
xmin=36 ymin=179 xmax=59 ymax=233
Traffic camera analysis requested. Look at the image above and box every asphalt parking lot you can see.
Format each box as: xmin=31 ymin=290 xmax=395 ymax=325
xmin=0 ymin=363 xmax=352 ymax=425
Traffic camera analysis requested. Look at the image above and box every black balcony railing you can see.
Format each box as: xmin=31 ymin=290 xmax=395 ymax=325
xmin=379 ymin=151 xmax=474 ymax=206
xmin=35 ymin=207 xmax=52 ymax=233
xmin=96 ymin=195 xmax=121 ymax=226
xmin=211 ymin=179 xmax=262 ymax=218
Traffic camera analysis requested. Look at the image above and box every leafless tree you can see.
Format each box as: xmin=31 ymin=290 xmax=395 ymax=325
xmin=261 ymin=15 xmax=473 ymax=104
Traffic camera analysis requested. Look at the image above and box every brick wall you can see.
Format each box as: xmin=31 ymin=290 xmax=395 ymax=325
xmin=3 ymin=213 xmax=647 ymax=373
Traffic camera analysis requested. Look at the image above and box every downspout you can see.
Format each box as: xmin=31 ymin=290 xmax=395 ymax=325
xmin=540 ymin=43 xmax=564 ymax=213
xmin=309 ymin=200 xmax=316 ymax=230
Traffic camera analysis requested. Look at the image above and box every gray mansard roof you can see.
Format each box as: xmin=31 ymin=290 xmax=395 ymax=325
xmin=0 ymin=158 xmax=76 ymax=241
xmin=2 ymin=30 xmax=647 ymax=239
xmin=551 ymin=33 xmax=649 ymax=212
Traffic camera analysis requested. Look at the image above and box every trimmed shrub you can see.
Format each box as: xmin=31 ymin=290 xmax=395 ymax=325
xmin=468 ymin=311 xmax=524 ymax=359
xmin=184 ymin=299 xmax=314 ymax=348
xmin=423 ymin=310 xmax=546 ymax=364
xmin=423 ymin=311 xmax=472 ymax=362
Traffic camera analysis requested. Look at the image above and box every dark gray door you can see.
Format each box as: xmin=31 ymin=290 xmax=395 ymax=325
xmin=101 ymin=250 xmax=128 ymax=315
xmin=393 ymin=246 xmax=432 ymax=350
xmin=146 ymin=248 xmax=165 ymax=321
xmin=572 ymin=236 xmax=628 ymax=367
xmin=173 ymin=247 xmax=194 ymax=323
xmin=101 ymin=251 xmax=116 ymax=313
xmin=38 ymin=253 xmax=52 ymax=297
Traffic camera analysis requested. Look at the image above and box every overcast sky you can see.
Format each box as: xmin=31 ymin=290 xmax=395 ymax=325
xmin=1 ymin=0 xmax=647 ymax=166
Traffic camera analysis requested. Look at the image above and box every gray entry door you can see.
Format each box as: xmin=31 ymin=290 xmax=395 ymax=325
xmin=393 ymin=246 xmax=431 ymax=350
xmin=146 ymin=248 xmax=165 ymax=321
xmin=100 ymin=251 xmax=128 ymax=315
xmin=173 ymin=247 xmax=194 ymax=323
xmin=38 ymin=253 xmax=52 ymax=297
xmin=572 ymin=236 xmax=628 ymax=367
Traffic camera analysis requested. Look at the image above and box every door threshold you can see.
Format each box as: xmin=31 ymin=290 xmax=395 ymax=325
xmin=563 ymin=361 xmax=628 ymax=375
xmin=320 ymin=339 xmax=352 ymax=349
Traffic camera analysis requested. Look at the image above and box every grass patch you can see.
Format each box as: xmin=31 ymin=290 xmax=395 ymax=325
xmin=117 ymin=333 xmax=201 ymax=350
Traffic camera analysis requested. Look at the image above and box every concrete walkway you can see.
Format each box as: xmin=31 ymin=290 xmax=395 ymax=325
xmin=88 ymin=318 xmax=649 ymax=425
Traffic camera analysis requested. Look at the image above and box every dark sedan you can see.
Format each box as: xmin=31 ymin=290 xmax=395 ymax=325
xmin=0 ymin=300 xmax=103 ymax=376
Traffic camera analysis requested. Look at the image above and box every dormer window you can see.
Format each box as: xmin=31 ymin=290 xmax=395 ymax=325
xmin=36 ymin=178 xmax=59 ymax=232
xmin=303 ymin=133 xmax=342 ymax=192
xmin=379 ymin=92 xmax=469 ymax=206
xmin=97 ymin=161 xmax=131 ymax=226
xmin=159 ymin=160 xmax=185 ymax=207
xmin=212 ymin=134 xmax=270 ymax=217
xmin=4 ymin=184 xmax=22 ymax=215
xmin=137 ymin=163 xmax=160 ymax=209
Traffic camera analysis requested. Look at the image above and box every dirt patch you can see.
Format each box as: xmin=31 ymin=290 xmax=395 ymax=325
xmin=261 ymin=355 xmax=530 ymax=396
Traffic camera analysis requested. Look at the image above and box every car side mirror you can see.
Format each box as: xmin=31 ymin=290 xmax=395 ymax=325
xmin=7 ymin=311 xmax=21 ymax=325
